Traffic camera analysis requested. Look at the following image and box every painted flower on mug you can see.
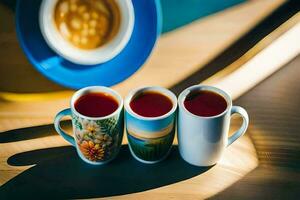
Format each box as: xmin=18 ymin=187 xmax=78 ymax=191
xmin=75 ymin=129 xmax=86 ymax=141
xmin=78 ymin=140 xmax=105 ymax=161
xmin=81 ymin=119 xmax=101 ymax=136
xmin=94 ymin=134 xmax=113 ymax=148
xmin=73 ymin=115 xmax=121 ymax=162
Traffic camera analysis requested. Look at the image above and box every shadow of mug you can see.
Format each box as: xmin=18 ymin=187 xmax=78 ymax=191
xmin=0 ymin=144 xmax=211 ymax=199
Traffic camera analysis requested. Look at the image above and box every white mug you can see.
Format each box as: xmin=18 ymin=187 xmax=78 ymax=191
xmin=177 ymin=85 xmax=249 ymax=166
xmin=39 ymin=0 xmax=134 ymax=65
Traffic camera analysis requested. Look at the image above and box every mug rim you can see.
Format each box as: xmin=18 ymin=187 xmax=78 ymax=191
xmin=39 ymin=0 xmax=135 ymax=65
xmin=70 ymin=86 xmax=123 ymax=120
xmin=124 ymin=86 xmax=178 ymax=121
xmin=178 ymin=85 xmax=232 ymax=119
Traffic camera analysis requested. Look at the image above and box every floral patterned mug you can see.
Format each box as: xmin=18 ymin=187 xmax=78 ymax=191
xmin=54 ymin=86 xmax=124 ymax=165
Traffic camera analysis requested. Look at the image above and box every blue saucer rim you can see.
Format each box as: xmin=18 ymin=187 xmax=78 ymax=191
xmin=15 ymin=0 xmax=163 ymax=89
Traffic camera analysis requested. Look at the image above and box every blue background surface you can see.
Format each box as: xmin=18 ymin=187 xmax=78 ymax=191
xmin=161 ymin=0 xmax=245 ymax=33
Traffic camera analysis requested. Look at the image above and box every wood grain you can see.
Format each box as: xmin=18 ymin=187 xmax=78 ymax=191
xmin=0 ymin=120 xmax=258 ymax=199
xmin=209 ymin=54 xmax=300 ymax=200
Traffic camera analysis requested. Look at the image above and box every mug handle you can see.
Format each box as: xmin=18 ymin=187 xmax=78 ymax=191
xmin=54 ymin=108 xmax=75 ymax=146
xmin=227 ymin=106 xmax=249 ymax=146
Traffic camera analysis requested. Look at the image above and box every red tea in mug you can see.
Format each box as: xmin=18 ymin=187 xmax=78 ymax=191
xmin=75 ymin=92 xmax=118 ymax=117
xmin=130 ymin=91 xmax=173 ymax=117
xmin=184 ymin=90 xmax=227 ymax=117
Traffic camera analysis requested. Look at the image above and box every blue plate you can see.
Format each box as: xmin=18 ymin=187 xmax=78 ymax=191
xmin=16 ymin=0 xmax=162 ymax=89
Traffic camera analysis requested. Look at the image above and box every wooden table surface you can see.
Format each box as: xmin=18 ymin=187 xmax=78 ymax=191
xmin=2 ymin=0 xmax=300 ymax=199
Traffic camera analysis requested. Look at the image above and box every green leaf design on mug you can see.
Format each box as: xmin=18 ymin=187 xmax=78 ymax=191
xmin=127 ymin=127 xmax=175 ymax=161
xmin=73 ymin=115 xmax=83 ymax=130
xmin=96 ymin=117 xmax=117 ymax=136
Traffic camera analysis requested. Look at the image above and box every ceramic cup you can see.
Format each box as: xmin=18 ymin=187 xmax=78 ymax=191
xmin=177 ymin=85 xmax=249 ymax=166
xmin=39 ymin=0 xmax=134 ymax=65
xmin=54 ymin=86 xmax=124 ymax=165
xmin=124 ymin=86 xmax=177 ymax=164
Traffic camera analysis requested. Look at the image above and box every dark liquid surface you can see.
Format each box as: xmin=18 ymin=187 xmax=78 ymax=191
xmin=130 ymin=91 xmax=173 ymax=117
xmin=75 ymin=92 xmax=118 ymax=117
xmin=184 ymin=90 xmax=227 ymax=117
